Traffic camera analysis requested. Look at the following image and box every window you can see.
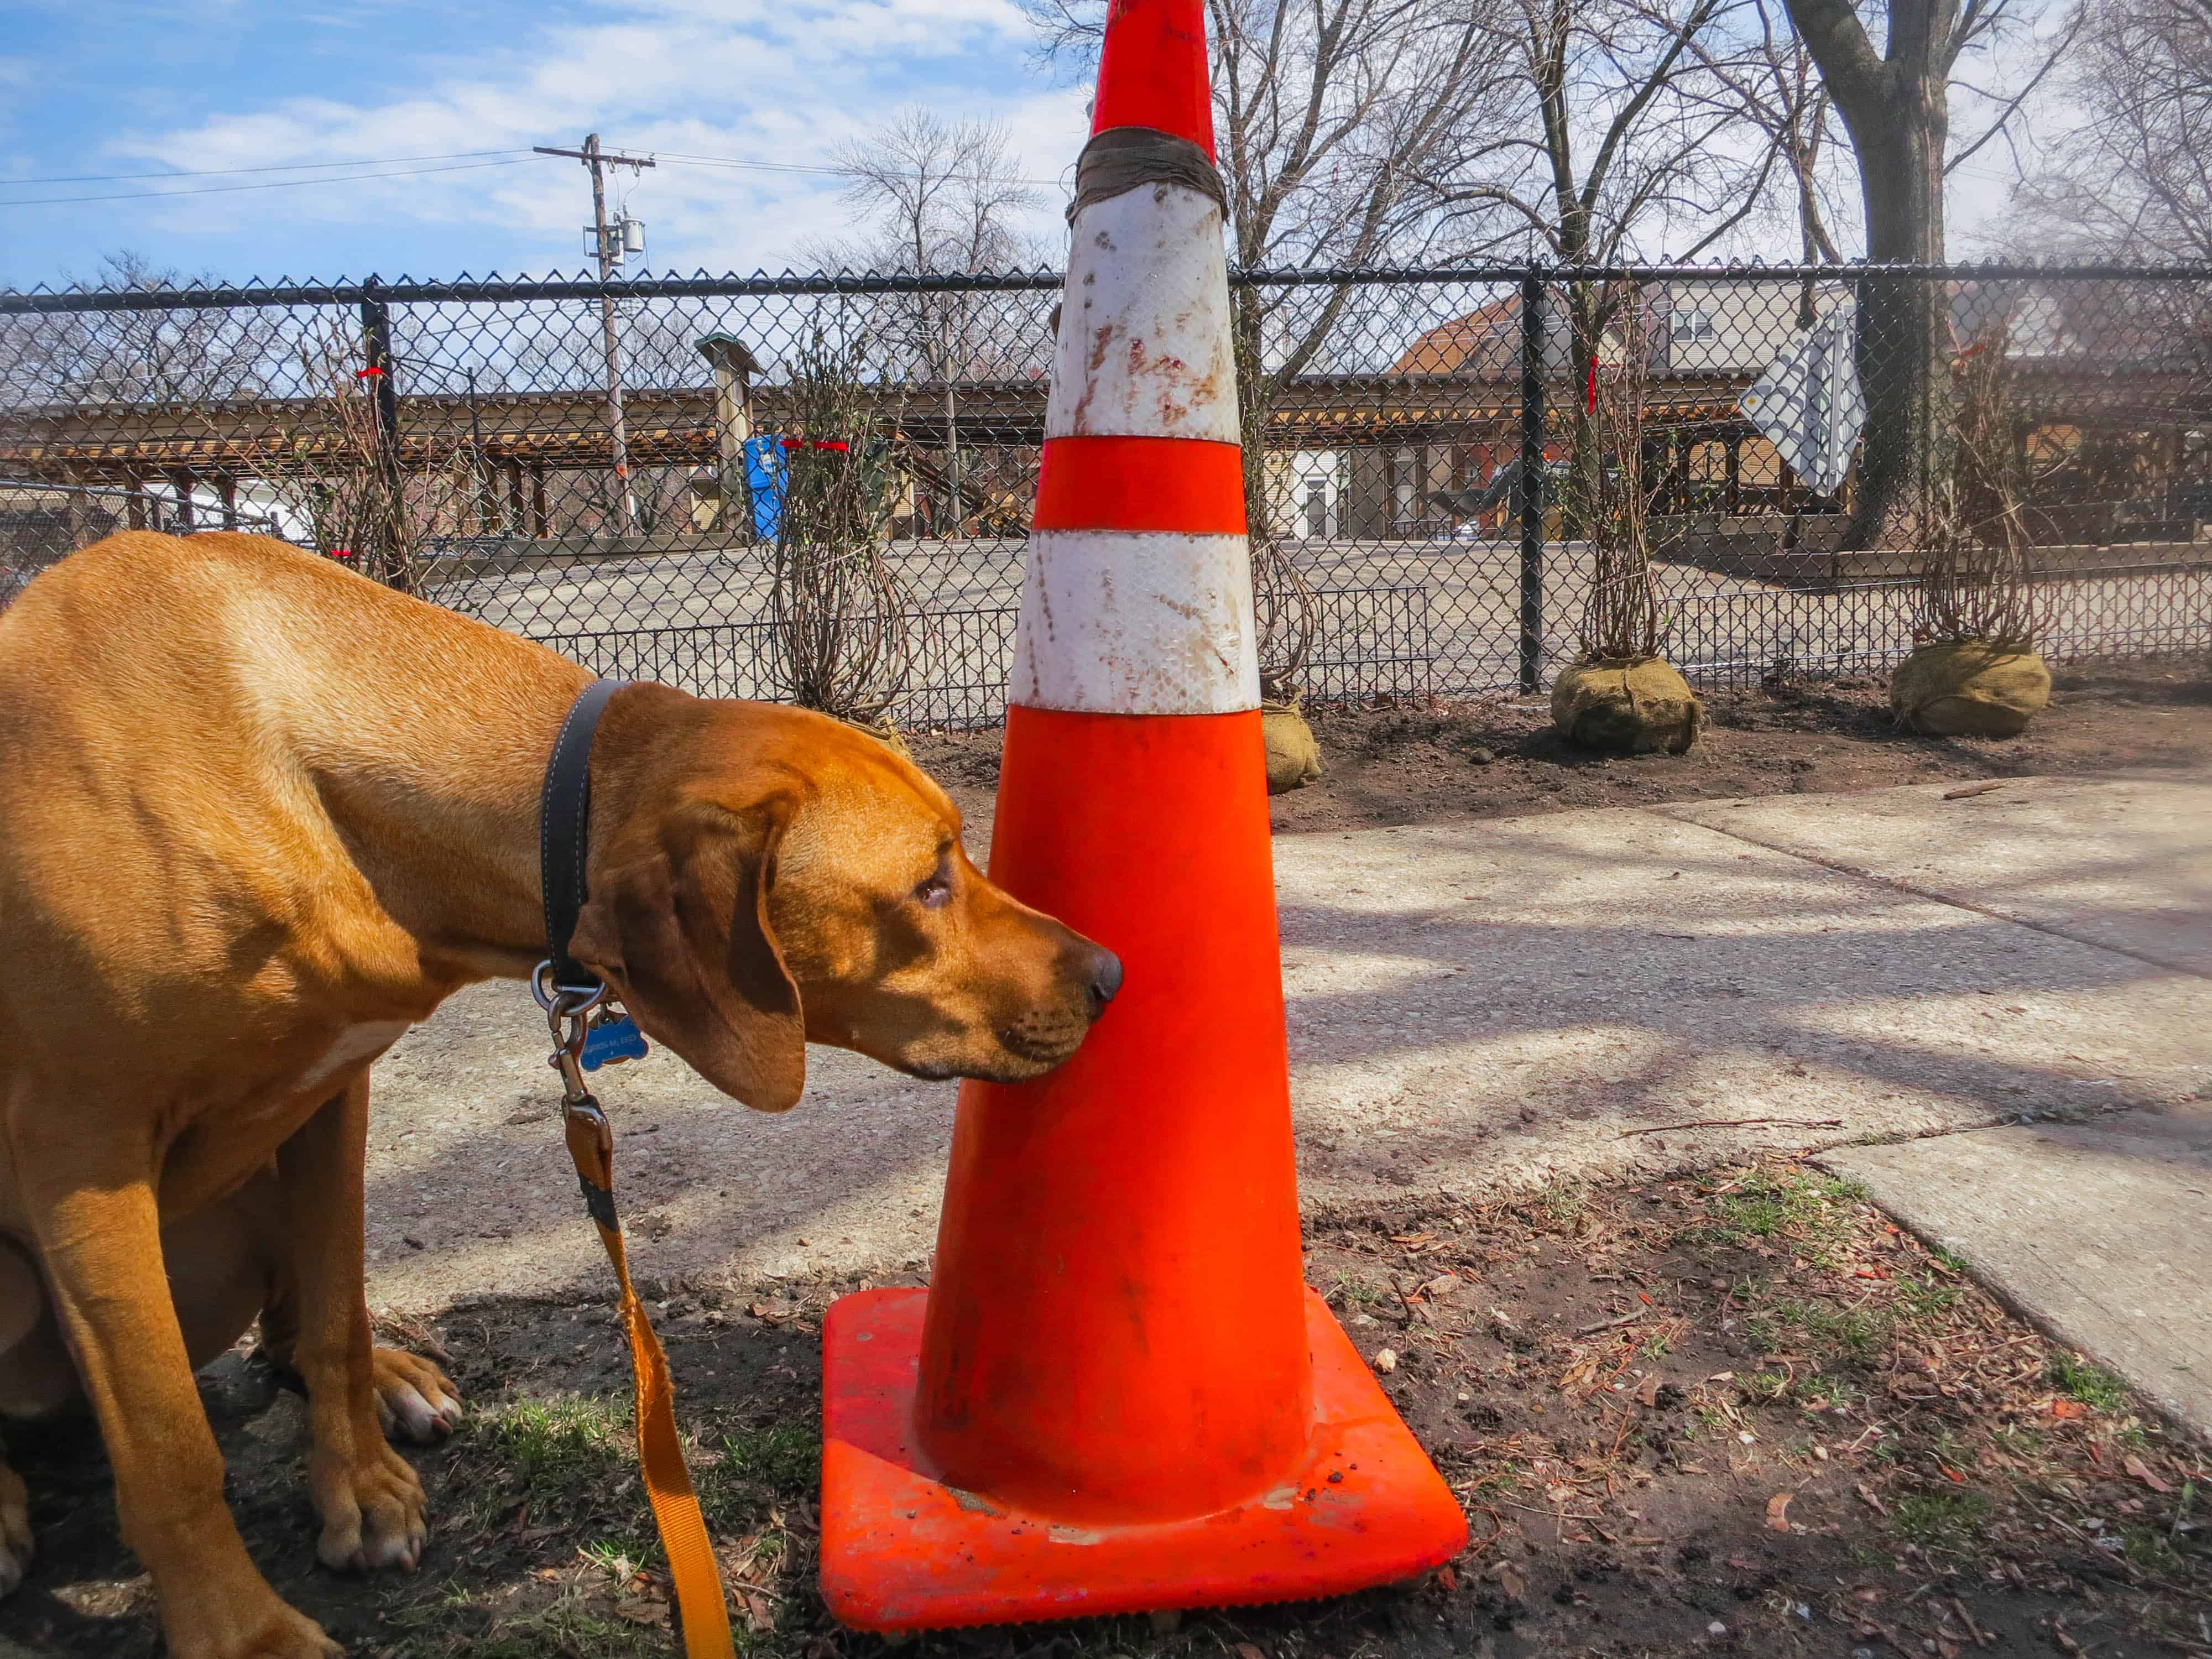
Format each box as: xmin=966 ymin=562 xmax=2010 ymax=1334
xmin=1671 ymin=308 xmax=1718 ymax=346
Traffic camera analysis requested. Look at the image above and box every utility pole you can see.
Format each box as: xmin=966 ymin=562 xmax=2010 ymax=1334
xmin=535 ymin=134 xmax=654 ymax=533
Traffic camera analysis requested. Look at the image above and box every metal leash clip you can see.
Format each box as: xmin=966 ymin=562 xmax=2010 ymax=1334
xmin=534 ymin=959 xmax=606 ymax=1107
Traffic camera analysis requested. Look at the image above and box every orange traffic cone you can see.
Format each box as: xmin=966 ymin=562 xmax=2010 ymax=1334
xmin=816 ymin=0 xmax=1467 ymax=1628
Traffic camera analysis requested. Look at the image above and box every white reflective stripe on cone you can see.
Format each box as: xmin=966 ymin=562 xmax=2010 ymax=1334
xmin=1012 ymin=529 xmax=1260 ymax=716
xmin=1047 ymin=184 xmax=1239 ymax=445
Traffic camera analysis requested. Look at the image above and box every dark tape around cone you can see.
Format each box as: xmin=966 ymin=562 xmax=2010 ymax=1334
xmin=1067 ymin=126 xmax=1227 ymax=222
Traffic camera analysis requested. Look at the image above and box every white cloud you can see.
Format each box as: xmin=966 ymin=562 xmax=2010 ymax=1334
xmin=88 ymin=0 xmax=1087 ymax=275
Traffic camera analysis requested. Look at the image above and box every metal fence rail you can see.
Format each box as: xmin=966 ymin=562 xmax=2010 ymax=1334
xmin=5 ymin=262 xmax=2209 ymax=724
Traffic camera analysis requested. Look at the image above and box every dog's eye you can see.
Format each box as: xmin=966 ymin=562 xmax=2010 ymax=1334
xmin=914 ymin=870 xmax=952 ymax=909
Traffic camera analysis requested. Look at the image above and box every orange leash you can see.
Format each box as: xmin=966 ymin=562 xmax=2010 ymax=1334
xmin=561 ymin=1086 xmax=735 ymax=1658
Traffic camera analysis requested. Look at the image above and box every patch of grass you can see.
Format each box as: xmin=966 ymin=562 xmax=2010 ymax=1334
xmin=1700 ymin=1168 xmax=1863 ymax=1252
xmin=1537 ymin=1180 xmax=1590 ymax=1225
xmin=1895 ymin=1276 xmax=1964 ymax=1321
xmin=2049 ymin=1353 xmax=2130 ymax=1411
xmin=1333 ymin=1274 xmax=1389 ymax=1310
xmin=719 ymin=1423 xmax=819 ymax=1492
xmin=484 ymin=1394 xmax=627 ymax=1478
xmin=1748 ymin=1297 xmax=1889 ymax=1363
xmin=456 ymin=1392 xmax=659 ymax=1563
xmin=2122 ymin=1524 xmax=2190 ymax=1573
xmin=1891 ymin=1490 xmax=1992 ymax=1554
xmin=1801 ymin=1372 xmax=1854 ymax=1412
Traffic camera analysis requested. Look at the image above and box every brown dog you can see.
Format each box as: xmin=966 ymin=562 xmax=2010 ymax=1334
xmin=0 ymin=530 xmax=1119 ymax=1657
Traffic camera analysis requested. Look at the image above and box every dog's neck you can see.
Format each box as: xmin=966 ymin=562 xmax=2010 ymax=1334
xmin=305 ymin=659 xmax=649 ymax=993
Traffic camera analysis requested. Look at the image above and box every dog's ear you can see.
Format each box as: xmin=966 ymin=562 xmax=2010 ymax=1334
xmin=568 ymin=796 xmax=806 ymax=1113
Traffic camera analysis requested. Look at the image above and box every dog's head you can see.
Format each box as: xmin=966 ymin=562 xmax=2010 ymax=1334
xmin=568 ymin=688 xmax=1120 ymax=1112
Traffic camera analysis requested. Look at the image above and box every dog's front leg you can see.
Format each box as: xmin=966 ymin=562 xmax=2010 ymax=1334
xmin=276 ymin=1075 xmax=431 ymax=1575
xmin=18 ymin=1139 xmax=340 ymax=1658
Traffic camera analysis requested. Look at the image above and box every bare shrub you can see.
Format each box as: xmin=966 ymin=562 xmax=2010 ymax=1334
xmin=1911 ymin=313 xmax=2046 ymax=650
xmin=201 ymin=321 xmax=444 ymax=593
xmin=1575 ymin=299 xmax=1665 ymax=661
xmin=768 ymin=328 xmax=914 ymax=730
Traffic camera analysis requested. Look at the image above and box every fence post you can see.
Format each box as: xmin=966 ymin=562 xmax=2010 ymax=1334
xmin=358 ymin=281 xmax=408 ymax=589
xmin=1517 ymin=270 xmax=1546 ymax=694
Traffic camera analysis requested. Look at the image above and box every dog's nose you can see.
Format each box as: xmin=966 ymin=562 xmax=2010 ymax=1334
xmin=1085 ymin=948 xmax=1124 ymax=1016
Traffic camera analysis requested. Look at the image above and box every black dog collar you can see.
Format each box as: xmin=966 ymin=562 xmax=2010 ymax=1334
xmin=538 ymin=677 xmax=629 ymax=998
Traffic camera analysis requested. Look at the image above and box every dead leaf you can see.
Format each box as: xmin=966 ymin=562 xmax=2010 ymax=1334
xmin=1855 ymin=1483 xmax=1890 ymax=1517
xmin=744 ymin=1592 xmax=776 ymax=1633
xmin=1371 ymin=1348 xmax=1399 ymax=1374
xmin=1434 ymin=1564 xmax=1459 ymax=1593
xmin=1707 ymin=1370 xmax=1735 ymax=1383
xmin=1484 ymin=1560 xmax=1527 ymax=1601
xmin=1237 ymin=1645 xmax=1267 ymax=1659
xmin=1943 ymin=781 xmax=2004 ymax=801
xmin=1421 ymin=1272 xmax=1462 ymax=1300
xmin=2124 ymin=1454 xmax=2173 ymax=1494
xmin=2047 ymin=1397 xmax=2089 ymax=1420
xmin=1636 ymin=1374 xmax=1661 ymax=1408
xmin=1765 ymin=1492 xmax=1794 ymax=1532
xmin=615 ymin=1598 xmax=671 ymax=1629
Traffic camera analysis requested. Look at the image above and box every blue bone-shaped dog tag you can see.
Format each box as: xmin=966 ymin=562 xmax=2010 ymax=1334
xmin=581 ymin=1015 xmax=650 ymax=1071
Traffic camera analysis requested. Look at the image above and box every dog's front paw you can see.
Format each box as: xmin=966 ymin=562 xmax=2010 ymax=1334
xmin=0 ymin=1459 xmax=32 ymax=1597
xmin=162 ymin=1586 xmax=342 ymax=1659
xmin=308 ymin=1439 xmax=428 ymax=1574
xmin=372 ymin=1346 xmax=463 ymax=1443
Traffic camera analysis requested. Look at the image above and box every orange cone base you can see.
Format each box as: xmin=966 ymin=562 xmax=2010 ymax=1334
xmin=818 ymin=1287 xmax=1468 ymax=1631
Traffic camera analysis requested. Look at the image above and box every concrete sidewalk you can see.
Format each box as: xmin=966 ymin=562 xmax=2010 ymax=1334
xmin=1822 ymin=1104 xmax=2211 ymax=1437
xmin=363 ymin=771 xmax=2212 ymax=1347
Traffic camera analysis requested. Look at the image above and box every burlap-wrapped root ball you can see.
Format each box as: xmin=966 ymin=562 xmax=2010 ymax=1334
xmin=1550 ymin=655 xmax=1704 ymax=755
xmin=1890 ymin=641 xmax=2050 ymax=737
xmin=1261 ymin=699 xmax=1323 ymax=794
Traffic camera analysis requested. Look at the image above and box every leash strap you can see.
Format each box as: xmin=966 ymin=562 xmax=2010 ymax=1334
xmin=538 ymin=677 xmax=734 ymax=1658
xmin=539 ymin=677 xmax=629 ymax=995
xmin=564 ymin=1095 xmax=737 ymax=1659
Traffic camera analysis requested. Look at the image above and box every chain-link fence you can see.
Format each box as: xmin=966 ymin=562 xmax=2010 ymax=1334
xmin=4 ymin=264 xmax=2208 ymax=725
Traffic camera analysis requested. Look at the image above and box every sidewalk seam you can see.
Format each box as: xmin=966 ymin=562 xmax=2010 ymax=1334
xmin=1645 ymin=804 xmax=2208 ymax=982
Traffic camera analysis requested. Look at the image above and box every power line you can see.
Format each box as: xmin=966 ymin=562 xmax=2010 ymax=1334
xmin=0 ymin=142 xmax=1068 ymax=208
xmin=1 ymin=157 xmax=527 ymax=207
xmin=653 ymin=149 xmax=1068 ymax=190
xmin=3 ymin=148 xmax=533 ymax=187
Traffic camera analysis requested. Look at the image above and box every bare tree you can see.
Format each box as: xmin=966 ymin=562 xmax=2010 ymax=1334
xmin=1698 ymin=0 xmax=1853 ymax=280
xmin=1432 ymin=0 xmax=1774 ymax=266
xmin=1422 ymin=0 xmax=1778 ymax=530
xmin=0 ymin=251 xmax=284 ymax=409
xmin=1779 ymin=0 xmax=2079 ymax=543
xmin=2009 ymin=0 xmax=2212 ymax=262
xmin=1024 ymin=0 xmax=1510 ymax=694
xmin=817 ymin=109 xmax=1046 ymax=531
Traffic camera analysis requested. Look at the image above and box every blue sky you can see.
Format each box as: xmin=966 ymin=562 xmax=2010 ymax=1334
xmin=1 ymin=0 xmax=1089 ymax=288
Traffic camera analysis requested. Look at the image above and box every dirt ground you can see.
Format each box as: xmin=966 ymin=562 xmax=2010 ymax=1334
xmin=907 ymin=653 xmax=2212 ymax=837
xmin=5 ymin=1162 xmax=2206 ymax=1658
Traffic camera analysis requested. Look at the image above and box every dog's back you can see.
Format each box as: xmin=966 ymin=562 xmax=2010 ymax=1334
xmin=0 ymin=531 xmax=585 ymax=1084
